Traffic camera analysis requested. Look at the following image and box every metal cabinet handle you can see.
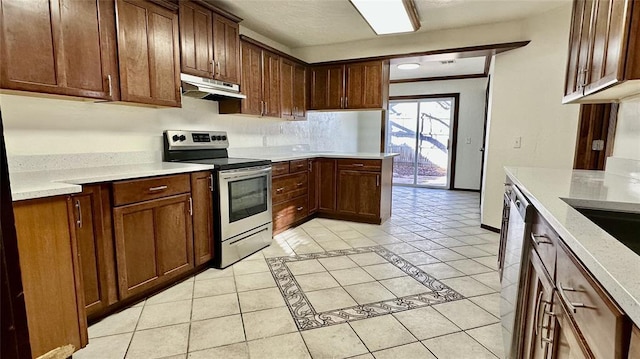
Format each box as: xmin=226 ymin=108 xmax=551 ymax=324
xmin=209 ymin=174 xmax=214 ymax=192
xmin=558 ymin=284 xmax=586 ymax=313
xmin=149 ymin=185 xmax=168 ymax=192
xmin=296 ymin=206 xmax=304 ymax=211
xmin=345 ymin=96 xmax=348 ymax=108
xmin=533 ymin=291 xmax=544 ymax=336
xmin=340 ymin=97 xmax=344 ymax=108
xmin=189 ymin=197 xmax=193 ymax=216
xmin=276 ymin=187 xmax=285 ymax=192
xmin=531 ymin=233 xmax=552 ymax=246
xmin=216 ymin=61 xmax=221 ymax=76
xmin=107 ymin=75 xmax=113 ymax=98
xmin=376 ymin=174 xmax=380 ymax=187
xmin=352 ymin=163 xmax=364 ymax=167
xmin=265 ymin=101 xmax=268 ymax=114
xmin=75 ymin=199 xmax=82 ymax=228
xmin=296 ymin=182 xmax=304 ymax=187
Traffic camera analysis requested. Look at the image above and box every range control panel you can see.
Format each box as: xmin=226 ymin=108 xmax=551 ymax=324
xmin=164 ymin=130 xmax=229 ymax=150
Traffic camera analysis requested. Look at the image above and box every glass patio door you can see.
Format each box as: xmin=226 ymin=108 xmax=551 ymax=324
xmin=387 ymin=97 xmax=455 ymax=187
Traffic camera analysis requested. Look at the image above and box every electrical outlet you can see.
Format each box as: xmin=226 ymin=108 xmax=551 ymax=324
xmin=513 ymin=136 xmax=522 ymax=148
xmin=466 ymin=137 xmax=472 ymax=144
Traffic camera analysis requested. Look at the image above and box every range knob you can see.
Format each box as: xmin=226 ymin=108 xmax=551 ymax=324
xmin=222 ymin=135 xmax=227 ymax=141
xmin=179 ymin=135 xmax=186 ymax=141
xmin=211 ymin=136 xmax=217 ymax=141
xmin=172 ymin=135 xmax=179 ymax=142
xmin=216 ymin=135 xmax=223 ymax=141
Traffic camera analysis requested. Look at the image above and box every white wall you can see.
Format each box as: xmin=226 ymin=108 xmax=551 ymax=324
xmin=390 ymin=78 xmax=488 ymax=190
xmin=357 ymin=111 xmax=384 ymax=153
xmin=612 ymin=99 xmax=640 ymax=160
xmin=0 ymin=94 xmax=379 ymax=157
xmin=481 ymin=5 xmax=581 ymax=228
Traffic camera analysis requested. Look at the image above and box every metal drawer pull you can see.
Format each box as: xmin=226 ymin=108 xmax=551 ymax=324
xmin=534 ymin=291 xmax=544 ymax=336
xmin=149 ymin=185 xmax=168 ymax=192
xmin=296 ymin=206 xmax=304 ymax=211
xmin=276 ymin=187 xmax=285 ymax=193
xmin=558 ymin=284 xmax=586 ymax=313
xmin=209 ymin=174 xmax=214 ymax=192
xmin=531 ymin=233 xmax=552 ymax=246
xmin=352 ymin=163 xmax=364 ymax=167
xmin=75 ymin=200 xmax=82 ymax=228
xmin=296 ymin=182 xmax=304 ymax=187
xmin=189 ymin=197 xmax=193 ymax=216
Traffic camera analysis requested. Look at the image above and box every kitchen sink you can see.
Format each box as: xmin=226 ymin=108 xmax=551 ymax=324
xmin=575 ymin=208 xmax=640 ymax=255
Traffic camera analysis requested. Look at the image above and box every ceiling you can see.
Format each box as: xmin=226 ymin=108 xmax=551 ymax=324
xmin=389 ymin=56 xmax=487 ymax=80
xmin=212 ymin=0 xmax=570 ymax=49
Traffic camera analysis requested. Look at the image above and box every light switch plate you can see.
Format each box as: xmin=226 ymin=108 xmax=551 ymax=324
xmin=513 ymin=136 xmax=522 ymax=148
xmin=466 ymin=137 xmax=472 ymax=144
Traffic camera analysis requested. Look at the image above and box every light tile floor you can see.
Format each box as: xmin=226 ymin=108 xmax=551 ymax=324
xmin=76 ymin=187 xmax=504 ymax=359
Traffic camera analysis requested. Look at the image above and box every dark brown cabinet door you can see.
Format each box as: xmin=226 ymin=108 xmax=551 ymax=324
xmin=240 ymin=41 xmax=263 ymax=115
xmin=565 ymin=0 xmax=593 ymax=99
xmin=318 ymin=159 xmax=337 ymax=213
xmin=280 ymin=58 xmax=295 ymax=120
xmin=345 ymin=61 xmax=383 ymax=109
xmin=549 ymin=293 xmax=590 ymax=359
xmin=191 ymin=171 xmax=214 ymax=266
xmin=114 ymin=194 xmax=193 ymax=299
xmin=116 ymin=0 xmax=181 ymax=107
xmin=0 ymin=0 xmax=118 ymax=100
xmin=521 ymin=251 xmax=555 ymax=359
xmin=263 ymin=50 xmax=281 ymax=118
xmin=179 ymin=0 xmax=213 ymax=78
xmin=293 ymin=63 xmax=307 ymax=119
xmin=337 ymin=170 xmax=380 ymax=219
xmin=310 ymin=65 xmax=344 ymax=110
xmin=308 ymin=159 xmax=319 ymax=215
xmin=71 ymin=185 xmax=117 ymax=319
xmin=212 ymin=14 xmax=240 ymax=84
xmin=13 ymin=197 xmax=88 ymax=357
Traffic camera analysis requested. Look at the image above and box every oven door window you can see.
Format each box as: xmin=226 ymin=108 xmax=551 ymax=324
xmin=228 ymin=176 xmax=268 ymax=223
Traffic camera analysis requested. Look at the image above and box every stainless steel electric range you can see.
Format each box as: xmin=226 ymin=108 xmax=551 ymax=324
xmin=163 ymin=130 xmax=272 ymax=268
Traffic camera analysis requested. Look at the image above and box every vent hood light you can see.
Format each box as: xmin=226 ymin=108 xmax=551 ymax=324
xmin=349 ymin=0 xmax=420 ymax=35
xmin=397 ymin=63 xmax=420 ymax=70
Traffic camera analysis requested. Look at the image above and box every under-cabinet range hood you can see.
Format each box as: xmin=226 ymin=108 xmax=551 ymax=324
xmin=180 ymin=73 xmax=245 ymax=100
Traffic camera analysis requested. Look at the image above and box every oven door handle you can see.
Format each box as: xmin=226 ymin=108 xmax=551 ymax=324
xmin=219 ymin=167 xmax=272 ymax=181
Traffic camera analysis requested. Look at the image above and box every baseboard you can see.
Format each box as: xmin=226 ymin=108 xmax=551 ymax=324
xmin=452 ymin=188 xmax=480 ymax=192
xmin=481 ymin=224 xmax=500 ymax=233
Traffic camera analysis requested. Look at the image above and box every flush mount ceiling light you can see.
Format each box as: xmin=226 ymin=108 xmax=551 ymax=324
xmin=349 ymin=0 xmax=421 ymax=35
xmin=397 ymin=63 xmax=420 ymax=70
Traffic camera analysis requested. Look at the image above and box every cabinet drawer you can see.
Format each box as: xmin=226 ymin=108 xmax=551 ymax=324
xmin=272 ymin=172 xmax=308 ymax=204
xmin=289 ymin=159 xmax=308 ymax=173
xmin=273 ymin=195 xmax=308 ymax=231
xmin=530 ymin=211 xmax=558 ymax=279
xmin=113 ymin=174 xmax=190 ymax=206
xmin=272 ymin=162 xmax=290 ymax=177
xmin=556 ymin=242 xmax=627 ymax=359
xmin=337 ymin=159 xmax=381 ymax=172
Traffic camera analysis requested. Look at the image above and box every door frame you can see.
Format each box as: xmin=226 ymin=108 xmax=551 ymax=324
xmin=387 ymin=93 xmax=460 ymax=189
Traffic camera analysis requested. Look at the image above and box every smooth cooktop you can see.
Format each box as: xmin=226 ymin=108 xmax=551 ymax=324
xmin=186 ymin=158 xmax=271 ymax=171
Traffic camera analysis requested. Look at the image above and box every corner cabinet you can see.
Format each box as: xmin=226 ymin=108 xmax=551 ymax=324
xmin=116 ymin=0 xmax=182 ymax=107
xmin=179 ymin=0 xmax=240 ymax=84
xmin=310 ymin=60 xmax=389 ymax=110
xmin=336 ymin=159 xmax=391 ymax=223
xmin=112 ymin=174 xmax=194 ymax=299
xmin=563 ymin=0 xmax=640 ymax=103
xmin=0 ymin=0 xmax=119 ymax=100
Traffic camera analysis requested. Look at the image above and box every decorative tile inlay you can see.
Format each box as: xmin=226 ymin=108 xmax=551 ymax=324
xmin=266 ymin=246 xmax=464 ymax=330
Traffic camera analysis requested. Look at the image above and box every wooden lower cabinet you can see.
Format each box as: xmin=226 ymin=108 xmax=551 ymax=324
xmin=317 ymin=159 xmax=337 ymax=213
xmin=337 ymin=170 xmax=380 ymax=220
xmin=522 ymin=250 xmax=556 ymax=359
xmin=113 ymin=193 xmax=194 ymax=299
xmin=272 ymin=160 xmax=308 ymax=234
xmin=550 ymin=292 xmax=591 ymax=359
xmin=71 ymin=185 xmax=117 ymax=319
xmin=629 ymin=325 xmax=640 ymax=359
xmin=191 ymin=171 xmax=214 ymax=265
xmin=13 ymin=196 xmax=88 ymax=357
xmin=308 ymin=159 xmax=319 ymax=215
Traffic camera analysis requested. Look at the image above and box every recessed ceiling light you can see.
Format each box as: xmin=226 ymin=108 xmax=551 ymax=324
xmin=349 ymin=0 xmax=421 ymax=35
xmin=397 ymin=63 xmax=420 ymax=70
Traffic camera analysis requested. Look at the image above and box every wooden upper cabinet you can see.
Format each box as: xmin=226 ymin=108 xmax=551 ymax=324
xmin=564 ymin=0 xmax=640 ymax=103
xmin=310 ymin=60 xmax=388 ymax=110
xmin=116 ymin=0 xmax=181 ymax=107
xmin=0 ymin=0 xmax=119 ymax=100
xmin=239 ymin=40 xmax=263 ymax=115
xmin=293 ymin=63 xmax=307 ymax=119
xmin=212 ymin=14 xmax=240 ymax=84
xmin=310 ymin=65 xmax=344 ymax=110
xmin=263 ymin=50 xmax=281 ymax=118
xmin=179 ymin=0 xmax=214 ymax=78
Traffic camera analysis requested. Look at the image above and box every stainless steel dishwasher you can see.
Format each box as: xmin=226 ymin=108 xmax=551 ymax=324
xmin=500 ymin=184 xmax=533 ymax=359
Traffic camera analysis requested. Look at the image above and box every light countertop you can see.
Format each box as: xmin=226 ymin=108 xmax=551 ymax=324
xmin=10 ymin=162 xmax=215 ymax=201
xmin=229 ymin=150 xmax=399 ymax=162
xmin=505 ymin=166 xmax=640 ymax=325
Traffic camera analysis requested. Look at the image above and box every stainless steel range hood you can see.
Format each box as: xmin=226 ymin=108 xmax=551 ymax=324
xmin=180 ymin=73 xmax=245 ymax=100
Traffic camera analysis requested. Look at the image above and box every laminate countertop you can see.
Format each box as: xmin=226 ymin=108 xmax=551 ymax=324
xmin=505 ymin=166 xmax=640 ymax=325
xmin=10 ymin=162 xmax=215 ymax=201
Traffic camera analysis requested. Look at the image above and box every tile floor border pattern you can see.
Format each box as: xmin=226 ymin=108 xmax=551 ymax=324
xmin=267 ymin=246 xmax=465 ymax=331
